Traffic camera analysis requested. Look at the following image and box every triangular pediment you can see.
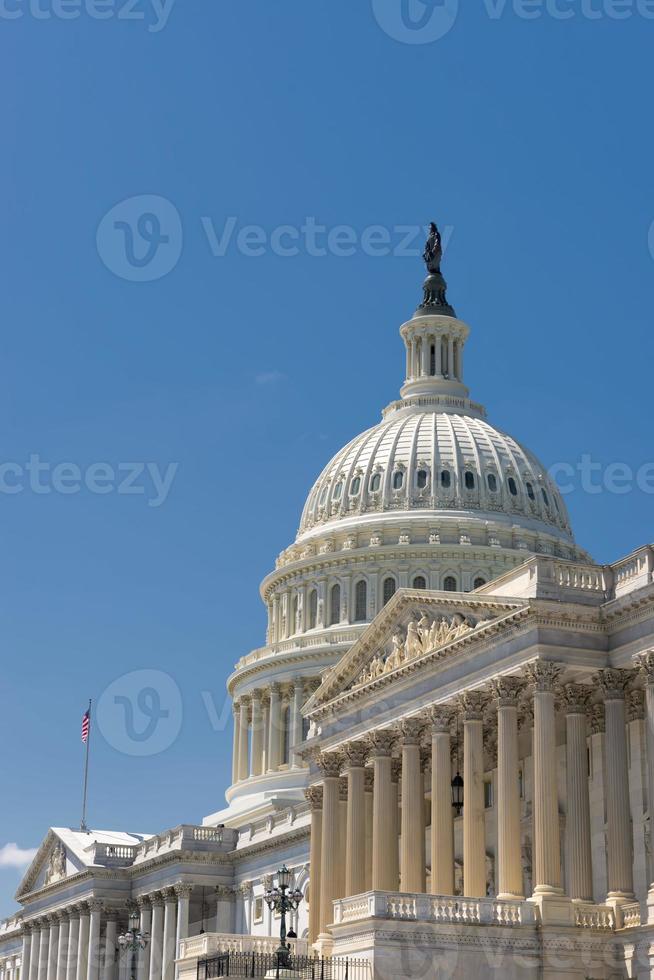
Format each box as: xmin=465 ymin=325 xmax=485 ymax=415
xmin=308 ymin=590 xmax=529 ymax=710
xmin=16 ymin=831 xmax=73 ymax=900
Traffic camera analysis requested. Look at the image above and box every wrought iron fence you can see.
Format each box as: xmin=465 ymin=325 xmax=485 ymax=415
xmin=198 ymin=951 xmax=369 ymax=979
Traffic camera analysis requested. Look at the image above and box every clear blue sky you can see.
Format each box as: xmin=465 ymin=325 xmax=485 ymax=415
xmin=1 ymin=0 xmax=653 ymax=916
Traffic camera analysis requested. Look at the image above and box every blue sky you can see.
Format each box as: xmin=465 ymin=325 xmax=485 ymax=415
xmin=0 ymin=0 xmax=653 ymax=916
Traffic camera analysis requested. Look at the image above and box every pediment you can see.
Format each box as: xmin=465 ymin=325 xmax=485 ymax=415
xmin=308 ymin=590 xmax=529 ymax=711
xmin=16 ymin=831 xmax=74 ymax=900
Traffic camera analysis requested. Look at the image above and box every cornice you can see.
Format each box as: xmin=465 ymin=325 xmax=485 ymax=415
xmin=229 ymin=646 xmax=347 ymax=693
xmin=226 ymin=825 xmax=310 ymax=862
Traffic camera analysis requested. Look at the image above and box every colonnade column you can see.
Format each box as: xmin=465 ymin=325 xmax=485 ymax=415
xmin=237 ymin=698 xmax=250 ymax=782
xmin=368 ymin=732 xmax=398 ymax=891
xmin=46 ymin=915 xmax=59 ymax=980
xmin=75 ymin=906 xmax=89 ymax=980
xmin=634 ymin=651 xmax=654 ymax=892
xmin=290 ymin=681 xmax=305 ymax=768
xmin=249 ymin=692 xmax=264 ymax=777
xmin=56 ymin=914 xmax=69 ymax=980
xmin=161 ymin=891 xmax=177 ymax=980
xmin=364 ymin=770 xmax=374 ymax=891
xmin=148 ymin=896 xmax=164 ymax=980
xmin=561 ymin=684 xmax=594 ymax=902
xmin=526 ymin=662 xmax=563 ymax=896
xmin=215 ymin=886 xmax=235 ymax=934
xmin=268 ymin=684 xmax=282 ymax=772
xmin=231 ymin=702 xmax=241 ymax=784
xmin=86 ymin=902 xmax=102 ymax=980
xmin=399 ymin=720 xmax=426 ymax=894
xmin=65 ymin=912 xmax=79 ymax=980
xmin=430 ymin=708 xmax=454 ymax=895
xmin=343 ymin=744 xmax=367 ymax=898
xmin=305 ymin=787 xmax=323 ymax=945
xmin=174 ymin=885 xmax=192 ymax=956
xmin=459 ymin=692 xmax=487 ymax=898
xmin=598 ymin=670 xmax=635 ymax=904
xmin=28 ymin=923 xmax=40 ymax=980
xmin=21 ymin=924 xmax=32 ymax=980
xmin=101 ymin=913 xmax=117 ymax=980
xmin=317 ymin=754 xmax=342 ymax=942
xmin=37 ymin=921 xmax=49 ymax=980
xmin=136 ymin=899 xmax=151 ymax=980
xmin=490 ymin=678 xmax=524 ymax=900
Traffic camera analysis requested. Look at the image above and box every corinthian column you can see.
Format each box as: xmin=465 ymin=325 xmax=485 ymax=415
xmin=136 ymin=898 xmax=151 ymax=980
xmin=249 ymin=691 xmax=264 ymax=777
xmin=430 ymin=707 xmax=454 ymax=896
xmin=317 ymin=753 xmax=342 ymax=940
xmin=488 ymin=677 xmax=524 ymax=900
xmin=526 ymin=662 xmax=563 ymax=895
xmin=634 ymin=651 xmax=654 ymax=891
xmin=28 ymin=922 xmax=40 ymax=980
xmin=46 ymin=916 xmax=59 ymax=980
xmin=65 ymin=913 xmax=79 ymax=980
xmin=268 ymin=684 xmax=282 ymax=772
xmin=86 ymin=902 xmax=102 ymax=980
xmin=367 ymin=731 xmax=398 ymax=892
xmin=459 ymin=692 xmax=487 ymax=898
xmin=237 ymin=697 xmax=250 ymax=782
xmin=399 ymin=719 xmax=426 ymax=894
xmin=161 ymin=891 xmax=177 ymax=980
xmin=561 ymin=684 xmax=594 ymax=902
xmin=343 ymin=743 xmax=368 ymax=898
xmin=231 ymin=701 xmax=241 ymax=783
xmin=21 ymin=923 xmax=33 ymax=980
xmin=148 ymin=895 xmax=164 ymax=980
xmin=304 ymin=786 xmax=323 ymax=944
xmin=102 ymin=913 xmax=117 ymax=980
xmin=598 ymin=669 xmax=635 ymax=903
xmin=56 ymin=914 xmax=69 ymax=980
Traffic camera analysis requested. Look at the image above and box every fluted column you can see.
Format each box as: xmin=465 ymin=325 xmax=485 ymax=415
xmin=305 ymin=787 xmax=323 ymax=944
xmin=490 ymin=678 xmax=524 ymax=900
xmin=561 ymin=684 xmax=594 ymax=901
xmin=174 ymin=884 xmax=192 ymax=953
xmin=46 ymin=916 xmax=59 ymax=980
xmin=37 ymin=921 xmax=49 ymax=980
xmin=231 ymin=701 xmax=241 ymax=784
xmin=634 ymin=651 xmax=654 ymax=890
xmin=290 ymin=680 xmax=305 ymax=767
xmin=364 ymin=770 xmax=373 ymax=890
xmin=459 ymin=692 xmax=487 ymax=898
xmin=215 ymin=886 xmax=235 ymax=934
xmin=148 ymin=896 xmax=164 ymax=980
xmin=343 ymin=743 xmax=367 ymax=897
xmin=21 ymin=925 xmax=33 ymax=980
xmin=318 ymin=754 xmax=341 ymax=939
xmin=237 ymin=697 xmax=250 ymax=781
xmin=526 ymin=662 xmax=563 ymax=895
xmin=249 ymin=691 xmax=264 ymax=777
xmin=65 ymin=914 xmax=79 ymax=980
xmin=366 ymin=731 xmax=397 ymax=891
xmin=86 ymin=902 xmax=101 ymax=980
xmin=56 ymin=915 xmax=69 ymax=980
xmin=268 ymin=683 xmax=282 ymax=772
xmin=430 ymin=707 xmax=454 ymax=895
xmin=161 ymin=891 xmax=176 ymax=980
xmin=101 ymin=914 xmax=117 ymax=980
xmin=399 ymin=719 xmax=426 ymax=893
xmin=136 ymin=898 xmax=151 ymax=980
xmin=598 ymin=670 xmax=635 ymax=903
xmin=28 ymin=923 xmax=40 ymax=980
xmin=75 ymin=906 xmax=89 ymax=980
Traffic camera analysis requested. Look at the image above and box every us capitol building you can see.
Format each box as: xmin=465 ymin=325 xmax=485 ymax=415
xmin=3 ymin=232 xmax=654 ymax=979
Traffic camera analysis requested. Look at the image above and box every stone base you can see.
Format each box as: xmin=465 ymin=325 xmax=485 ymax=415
xmin=528 ymin=890 xmax=575 ymax=926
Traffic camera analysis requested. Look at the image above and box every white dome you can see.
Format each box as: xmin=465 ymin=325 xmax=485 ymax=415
xmin=298 ymin=407 xmax=573 ymax=544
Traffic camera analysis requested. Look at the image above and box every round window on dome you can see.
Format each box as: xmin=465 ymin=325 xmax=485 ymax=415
xmin=350 ymin=477 xmax=361 ymax=496
xmin=333 ymin=482 xmax=343 ymax=501
xmin=417 ymin=469 xmax=429 ymax=489
xmin=465 ymin=471 xmax=476 ymax=490
xmin=526 ymin=482 xmax=535 ymax=501
xmin=508 ymin=477 xmax=518 ymax=497
xmin=441 ymin=470 xmax=451 ymax=489
xmin=487 ymin=473 xmax=498 ymax=493
xmin=392 ymin=471 xmax=405 ymax=491
xmin=370 ymin=473 xmax=382 ymax=493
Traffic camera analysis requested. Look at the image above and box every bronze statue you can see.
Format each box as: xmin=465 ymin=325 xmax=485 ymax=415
xmin=423 ymin=222 xmax=442 ymax=273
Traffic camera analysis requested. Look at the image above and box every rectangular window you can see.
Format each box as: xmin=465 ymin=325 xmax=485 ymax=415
xmin=253 ymin=897 xmax=264 ymax=924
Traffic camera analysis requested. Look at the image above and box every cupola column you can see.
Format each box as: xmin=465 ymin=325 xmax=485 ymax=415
xmin=268 ymin=683 xmax=282 ymax=771
xmin=237 ymin=697 xmax=250 ymax=782
xmin=231 ymin=701 xmax=241 ymax=784
xmin=249 ymin=691 xmax=264 ymax=777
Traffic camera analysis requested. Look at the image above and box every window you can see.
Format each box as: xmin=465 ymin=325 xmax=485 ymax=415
xmin=526 ymin=482 xmax=535 ymax=501
xmin=413 ymin=575 xmax=427 ymax=590
xmin=370 ymin=473 xmax=381 ymax=492
xmin=333 ymin=482 xmax=343 ymax=501
xmin=464 ymin=471 xmax=475 ymax=490
xmin=318 ymin=486 xmax=328 ymax=507
xmin=484 ymin=779 xmax=494 ymax=809
xmin=443 ymin=576 xmax=457 ymax=592
xmin=473 ymin=577 xmax=486 ymax=590
xmin=282 ymin=705 xmax=291 ymax=765
xmin=430 ymin=344 xmax=436 ymax=376
xmin=307 ymin=589 xmax=318 ymax=629
xmin=392 ymin=471 xmax=404 ymax=490
xmin=508 ymin=477 xmax=518 ymax=496
xmin=350 ymin=476 xmax=361 ymax=496
xmin=330 ymin=584 xmax=341 ymax=626
xmin=253 ymin=897 xmax=264 ymax=924
xmin=417 ymin=469 xmax=429 ymax=490
xmin=383 ymin=577 xmax=396 ymax=605
xmin=487 ymin=473 xmax=498 ymax=493
xmin=541 ymin=488 xmax=550 ymax=508
xmin=291 ymin=595 xmax=298 ymax=634
xmin=354 ymin=580 xmax=367 ymax=622
xmin=440 ymin=470 xmax=451 ymax=489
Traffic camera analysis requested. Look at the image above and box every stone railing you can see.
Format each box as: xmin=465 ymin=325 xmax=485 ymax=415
xmin=555 ymin=562 xmax=607 ymax=594
xmin=573 ymin=904 xmax=615 ymax=931
xmin=92 ymin=843 xmax=137 ymax=866
xmin=132 ymin=825 xmax=237 ymax=865
xmin=617 ymin=903 xmax=642 ymax=930
xmin=333 ymin=892 xmax=536 ymax=928
xmin=612 ymin=547 xmax=654 ymax=597
xmin=178 ymin=933 xmax=310 ymax=961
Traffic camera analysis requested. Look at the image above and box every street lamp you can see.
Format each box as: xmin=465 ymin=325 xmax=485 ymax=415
xmin=264 ymin=866 xmax=303 ymax=970
xmin=118 ymin=910 xmax=149 ymax=980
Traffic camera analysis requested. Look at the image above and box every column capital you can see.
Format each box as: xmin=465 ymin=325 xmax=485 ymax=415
xmin=365 ymin=729 xmax=395 ymax=758
xmin=21 ymin=921 xmax=34 ymax=935
xmin=457 ymin=690 xmax=487 ymax=720
xmin=633 ymin=650 xmax=654 ymax=683
xmin=597 ymin=668 xmax=634 ymax=700
xmin=76 ymin=903 xmax=90 ymax=918
xmin=316 ymin=751 xmax=342 ymax=778
xmin=525 ymin=661 xmax=562 ymax=693
xmin=270 ymin=681 xmax=282 ymax=696
xmin=161 ymin=887 xmax=177 ymax=904
xmin=173 ymin=884 xmax=193 ymax=901
xmin=103 ymin=909 xmax=120 ymax=923
xmin=342 ymin=741 xmax=369 ymax=769
xmin=488 ymin=676 xmax=523 ymax=707
xmin=396 ymin=717 xmax=426 ymax=745
xmin=429 ymin=705 xmax=454 ymax=733
xmin=87 ymin=900 xmax=103 ymax=914
xmin=148 ymin=892 xmax=164 ymax=909
xmin=250 ymin=689 xmax=263 ymax=704
xmin=215 ymin=885 xmax=235 ymax=900
xmin=135 ymin=894 xmax=151 ymax=910
xmin=304 ymin=785 xmax=323 ymax=810
xmin=560 ymin=683 xmax=593 ymax=715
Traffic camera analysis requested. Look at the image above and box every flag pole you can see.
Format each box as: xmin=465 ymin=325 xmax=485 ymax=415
xmin=80 ymin=699 xmax=92 ymax=833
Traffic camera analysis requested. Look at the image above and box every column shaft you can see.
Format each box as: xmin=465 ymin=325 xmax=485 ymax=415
xmin=371 ymin=751 xmax=397 ymax=891
xmin=250 ymin=694 xmax=264 ymax=777
xmin=75 ymin=912 xmax=89 ymax=980
xmin=497 ymin=700 xmax=523 ymax=899
xmin=602 ymin=683 xmax=634 ymax=900
xmin=86 ymin=905 xmax=101 ymax=980
xmin=28 ymin=926 xmax=40 ymax=980
xmin=65 ymin=918 xmax=79 ymax=980
xmin=136 ymin=904 xmax=151 ymax=980
xmin=231 ymin=704 xmax=240 ymax=783
xmin=46 ymin=920 xmax=59 ymax=980
xmin=400 ymin=738 xmax=425 ymax=893
xmin=56 ymin=919 xmax=69 ymax=980
xmin=148 ymin=901 xmax=164 ymax=980
xmin=431 ymin=726 xmax=454 ymax=895
xmin=463 ymin=714 xmax=486 ymax=898
xmin=237 ymin=700 xmax=250 ymax=781
xmin=174 ymin=888 xmax=191 ymax=953
xmin=161 ymin=897 xmax=176 ymax=980
xmin=532 ymin=678 xmax=563 ymax=894
xmin=318 ymin=775 xmax=340 ymax=937
xmin=305 ymin=788 xmax=323 ymax=944
xmin=38 ymin=925 xmax=49 ymax=980
xmin=268 ymin=685 xmax=282 ymax=771
xmin=21 ymin=930 xmax=32 ymax=980
xmin=345 ymin=763 xmax=366 ymax=897
xmin=101 ymin=920 xmax=116 ymax=980
xmin=564 ymin=695 xmax=593 ymax=901
xmin=291 ymin=682 xmax=304 ymax=767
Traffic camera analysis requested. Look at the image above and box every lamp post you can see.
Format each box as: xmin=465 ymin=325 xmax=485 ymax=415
xmin=118 ymin=910 xmax=149 ymax=980
xmin=264 ymin=866 xmax=303 ymax=971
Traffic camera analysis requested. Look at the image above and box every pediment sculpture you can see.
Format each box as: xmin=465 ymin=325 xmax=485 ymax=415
xmin=44 ymin=841 xmax=66 ymax=885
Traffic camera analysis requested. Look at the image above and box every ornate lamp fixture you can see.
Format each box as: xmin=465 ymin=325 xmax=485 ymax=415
xmin=451 ymin=715 xmax=464 ymax=816
xmin=264 ymin=865 xmax=303 ymax=970
xmin=118 ymin=910 xmax=149 ymax=980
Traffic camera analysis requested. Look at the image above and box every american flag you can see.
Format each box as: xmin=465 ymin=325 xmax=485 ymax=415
xmin=81 ymin=708 xmax=90 ymax=744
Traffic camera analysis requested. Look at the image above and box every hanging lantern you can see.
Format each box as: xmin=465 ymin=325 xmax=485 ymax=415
xmin=451 ymin=771 xmax=464 ymax=815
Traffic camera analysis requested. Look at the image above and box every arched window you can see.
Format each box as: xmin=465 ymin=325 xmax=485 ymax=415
xmin=541 ymin=488 xmax=550 ymax=509
xmin=354 ymin=580 xmax=367 ymax=622
xmin=307 ymin=589 xmax=318 ymax=629
xmin=318 ymin=486 xmax=328 ymax=507
xmin=443 ymin=575 xmax=457 ymax=592
xmin=474 ymin=577 xmax=487 ymax=590
xmin=464 ymin=471 xmax=476 ymax=490
xmin=333 ymin=482 xmax=343 ymax=501
xmin=508 ymin=477 xmax=518 ymax=497
xmin=350 ymin=477 xmax=361 ymax=496
xmin=392 ymin=471 xmax=404 ymax=491
xmin=383 ymin=577 xmax=396 ymax=606
xmin=441 ymin=470 xmax=451 ymax=489
xmin=487 ymin=473 xmax=498 ymax=493
xmin=413 ymin=575 xmax=427 ymax=590
xmin=417 ymin=469 xmax=428 ymax=489
xmin=526 ymin=482 xmax=535 ymax=501
xmin=370 ymin=473 xmax=381 ymax=492
xmin=330 ymin=584 xmax=341 ymax=626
